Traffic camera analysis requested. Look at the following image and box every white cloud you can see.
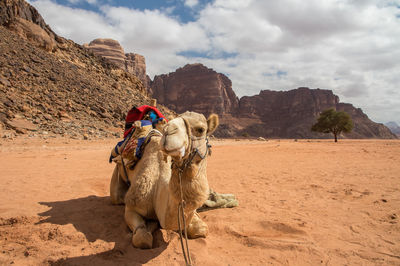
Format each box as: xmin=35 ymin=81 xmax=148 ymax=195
xmin=31 ymin=0 xmax=118 ymax=42
xmin=184 ymin=0 xmax=199 ymax=8
xmin=98 ymin=5 xmax=210 ymax=74
xmin=30 ymin=0 xmax=400 ymax=125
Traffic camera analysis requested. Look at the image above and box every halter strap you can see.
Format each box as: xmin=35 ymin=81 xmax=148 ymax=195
xmin=171 ymin=116 xmax=211 ymax=171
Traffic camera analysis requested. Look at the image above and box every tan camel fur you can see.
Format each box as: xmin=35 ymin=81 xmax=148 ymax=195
xmin=110 ymin=111 xmax=219 ymax=248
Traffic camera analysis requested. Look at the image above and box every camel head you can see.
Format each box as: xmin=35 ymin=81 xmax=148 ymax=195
xmin=161 ymin=111 xmax=219 ymax=160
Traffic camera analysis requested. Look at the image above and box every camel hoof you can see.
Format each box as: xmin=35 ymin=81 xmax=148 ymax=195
xmin=188 ymin=223 xmax=208 ymax=239
xmin=132 ymin=227 xmax=153 ymax=249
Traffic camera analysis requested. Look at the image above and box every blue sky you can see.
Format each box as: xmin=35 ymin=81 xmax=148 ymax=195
xmin=49 ymin=0 xmax=213 ymax=22
xmin=30 ymin=0 xmax=400 ymax=125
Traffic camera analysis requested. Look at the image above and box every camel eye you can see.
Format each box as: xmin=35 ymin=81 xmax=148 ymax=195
xmin=196 ymin=127 xmax=205 ymax=134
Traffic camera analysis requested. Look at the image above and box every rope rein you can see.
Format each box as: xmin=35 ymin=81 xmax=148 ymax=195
xmin=177 ymin=167 xmax=192 ymax=266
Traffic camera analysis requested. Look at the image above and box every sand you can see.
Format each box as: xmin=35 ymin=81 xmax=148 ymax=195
xmin=0 ymin=137 xmax=399 ymax=265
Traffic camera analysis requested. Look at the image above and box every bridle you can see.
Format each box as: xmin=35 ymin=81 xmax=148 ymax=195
xmin=170 ymin=116 xmax=212 ymax=172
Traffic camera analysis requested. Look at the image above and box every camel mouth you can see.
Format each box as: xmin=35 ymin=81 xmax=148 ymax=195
xmin=161 ymin=135 xmax=186 ymax=158
xmin=162 ymin=145 xmax=186 ymax=158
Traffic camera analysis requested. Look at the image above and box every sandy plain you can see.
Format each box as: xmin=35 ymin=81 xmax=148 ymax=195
xmin=0 ymin=137 xmax=399 ymax=265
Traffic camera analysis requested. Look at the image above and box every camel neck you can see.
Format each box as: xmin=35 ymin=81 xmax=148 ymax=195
xmin=169 ymin=159 xmax=209 ymax=208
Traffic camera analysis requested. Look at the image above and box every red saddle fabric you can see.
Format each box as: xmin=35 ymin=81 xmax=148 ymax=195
xmin=124 ymin=105 xmax=167 ymax=138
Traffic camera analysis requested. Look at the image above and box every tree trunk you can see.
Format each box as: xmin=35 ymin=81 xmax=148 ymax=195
xmin=334 ymin=133 xmax=338 ymax=142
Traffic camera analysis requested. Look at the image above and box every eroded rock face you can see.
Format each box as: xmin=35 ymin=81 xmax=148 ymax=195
xmin=8 ymin=17 xmax=57 ymax=51
xmin=238 ymin=88 xmax=339 ymax=137
xmin=238 ymin=87 xmax=397 ymax=139
xmin=84 ymin=39 xmax=125 ymax=68
xmin=125 ymin=53 xmax=148 ymax=89
xmin=1 ymin=0 xmax=53 ymax=32
xmin=84 ymin=39 xmax=149 ymax=90
xmin=337 ymin=103 xmax=396 ymax=139
xmin=151 ymin=63 xmax=239 ymax=116
xmin=0 ymin=0 xmax=60 ymax=51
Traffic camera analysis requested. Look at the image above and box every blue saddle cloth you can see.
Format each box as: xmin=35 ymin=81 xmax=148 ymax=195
xmin=109 ymin=120 xmax=153 ymax=163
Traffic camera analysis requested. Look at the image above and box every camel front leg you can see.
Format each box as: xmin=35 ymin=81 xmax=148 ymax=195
xmin=187 ymin=211 xmax=208 ymax=239
xmin=125 ymin=205 xmax=153 ymax=249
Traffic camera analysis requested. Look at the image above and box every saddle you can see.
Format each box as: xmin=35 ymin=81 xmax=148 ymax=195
xmin=109 ymin=105 xmax=167 ymax=169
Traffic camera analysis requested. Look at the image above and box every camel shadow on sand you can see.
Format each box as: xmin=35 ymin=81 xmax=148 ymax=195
xmin=37 ymin=195 xmax=175 ymax=265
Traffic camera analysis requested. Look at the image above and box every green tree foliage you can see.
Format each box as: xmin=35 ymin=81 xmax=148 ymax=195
xmin=311 ymin=108 xmax=354 ymax=142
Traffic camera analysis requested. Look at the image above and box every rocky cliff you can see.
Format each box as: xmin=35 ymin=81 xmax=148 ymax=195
xmin=0 ymin=0 xmax=62 ymax=51
xmin=238 ymin=87 xmax=396 ymax=139
xmin=151 ymin=63 xmax=239 ymax=116
xmin=336 ymin=103 xmax=395 ymax=139
xmin=84 ymin=39 xmax=149 ymax=90
xmin=0 ymin=0 xmax=173 ymax=139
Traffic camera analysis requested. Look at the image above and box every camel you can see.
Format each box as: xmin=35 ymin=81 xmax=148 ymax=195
xmin=110 ymin=111 xmax=219 ymax=248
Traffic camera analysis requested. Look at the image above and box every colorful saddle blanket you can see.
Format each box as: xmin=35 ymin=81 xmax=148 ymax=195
xmin=110 ymin=104 xmax=167 ymax=166
xmin=109 ymin=120 xmax=153 ymax=164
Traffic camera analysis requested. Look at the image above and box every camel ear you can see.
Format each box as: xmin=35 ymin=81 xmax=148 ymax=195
xmin=207 ymin=114 xmax=219 ymax=135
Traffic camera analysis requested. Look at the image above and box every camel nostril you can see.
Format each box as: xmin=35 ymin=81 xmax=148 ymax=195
xmin=169 ymin=129 xmax=179 ymax=135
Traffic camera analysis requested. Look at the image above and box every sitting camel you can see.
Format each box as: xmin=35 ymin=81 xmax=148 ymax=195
xmin=110 ymin=111 xmax=219 ymax=248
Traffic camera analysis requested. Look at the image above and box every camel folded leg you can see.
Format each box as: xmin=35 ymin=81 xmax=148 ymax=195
xmin=110 ymin=164 xmax=128 ymax=205
xmin=125 ymin=205 xmax=154 ymax=249
xmin=187 ymin=211 xmax=208 ymax=239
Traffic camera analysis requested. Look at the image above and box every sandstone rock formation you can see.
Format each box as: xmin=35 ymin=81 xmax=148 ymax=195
xmin=151 ymin=63 xmax=239 ymax=116
xmin=84 ymin=39 xmax=125 ymax=68
xmin=84 ymin=39 xmax=149 ymax=90
xmin=125 ymin=53 xmax=148 ymax=90
xmin=336 ymin=103 xmax=395 ymax=139
xmin=239 ymin=87 xmax=396 ymax=139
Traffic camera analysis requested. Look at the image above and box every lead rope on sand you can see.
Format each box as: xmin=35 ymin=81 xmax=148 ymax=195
xmin=177 ymin=167 xmax=193 ymax=266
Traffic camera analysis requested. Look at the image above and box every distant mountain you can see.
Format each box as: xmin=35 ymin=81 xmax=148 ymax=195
xmin=385 ymin=122 xmax=400 ymax=136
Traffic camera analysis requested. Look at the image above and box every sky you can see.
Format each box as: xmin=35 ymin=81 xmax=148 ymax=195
xmin=28 ymin=0 xmax=400 ymax=125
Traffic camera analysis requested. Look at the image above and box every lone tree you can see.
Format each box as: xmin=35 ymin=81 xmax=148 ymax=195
xmin=311 ymin=108 xmax=354 ymax=142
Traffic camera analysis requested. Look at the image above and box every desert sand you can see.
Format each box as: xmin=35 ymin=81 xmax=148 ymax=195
xmin=0 ymin=137 xmax=399 ymax=265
